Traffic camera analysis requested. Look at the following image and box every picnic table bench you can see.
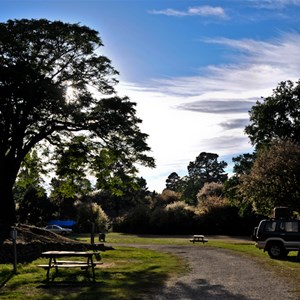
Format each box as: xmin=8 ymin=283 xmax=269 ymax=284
xmin=190 ymin=235 xmax=208 ymax=244
xmin=37 ymin=251 xmax=101 ymax=282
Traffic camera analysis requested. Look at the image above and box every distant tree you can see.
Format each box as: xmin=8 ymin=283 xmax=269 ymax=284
xmin=0 ymin=19 xmax=154 ymax=225
xmin=18 ymin=186 xmax=53 ymax=226
xmin=165 ymin=172 xmax=181 ymax=191
xmin=13 ymin=149 xmax=46 ymax=204
xmin=239 ymin=139 xmax=300 ymax=215
xmin=75 ymin=200 xmax=109 ymax=232
xmin=188 ymin=152 xmax=228 ymax=183
xmin=94 ymin=148 xmax=147 ymax=197
xmin=156 ymin=189 xmax=182 ymax=206
xmin=52 ymin=136 xmax=94 ymax=198
xmin=49 ymin=178 xmax=78 ymax=220
xmin=48 ymin=136 xmax=94 ymax=220
xmin=223 ymin=153 xmax=256 ymax=216
xmin=232 ymin=153 xmax=255 ymax=175
xmin=184 ymin=152 xmax=227 ymax=203
xmin=245 ymin=80 xmax=300 ymax=148
xmin=81 ymin=176 xmax=150 ymax=219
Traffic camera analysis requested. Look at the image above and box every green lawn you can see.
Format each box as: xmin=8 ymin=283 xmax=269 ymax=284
xmin=0 ymin=233 xmax=299 ymax=299
xmin=0 ymin=243 xmax=186 ymax=299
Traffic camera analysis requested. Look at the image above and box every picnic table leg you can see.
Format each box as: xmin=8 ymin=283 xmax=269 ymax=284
xmin=90 ymin=256 xmax=96 ymax=282
xmin=46 ymin=257 xmax=53 ymax=282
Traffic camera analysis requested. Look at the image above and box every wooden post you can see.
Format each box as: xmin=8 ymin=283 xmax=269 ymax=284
xmin=10 ymin=229 xmax=17 ymax=273
xmin=90 ymin=223 xmax=95 ymax=244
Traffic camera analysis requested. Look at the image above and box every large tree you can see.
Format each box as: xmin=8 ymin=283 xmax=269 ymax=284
xmin=0 ymin=19 xmax=154 ymax=225
xmin=165 ymin=172 xmax=181 ymax=191
xmin=245 ymin=80 xmax=300 ymax=148
xmin=187 ymin=152 xmax=227 ymax=184
xmin=239 ymin=139 xmax=300 ymax=215
xmin=184 ymin=152 xmax=227 ymax=203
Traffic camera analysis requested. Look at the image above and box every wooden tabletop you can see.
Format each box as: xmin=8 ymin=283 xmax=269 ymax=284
xmin=41 ymin=251 xmax=99 ymax=257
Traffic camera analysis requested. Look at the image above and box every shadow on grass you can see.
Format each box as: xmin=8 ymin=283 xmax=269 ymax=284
xmin=37 ymin=270 xmax=254 ymax=300
xmin=0 ymin=271 xmax=14 ymax=289
xmin=285 ymin=254 xmax=300 ymax=263
xmin=36 ymin=265 xmax=168 ymax=299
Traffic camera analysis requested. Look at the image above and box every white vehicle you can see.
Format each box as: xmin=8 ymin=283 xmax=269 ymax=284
xmin=44 ymin=224 xmax=72 ymax=235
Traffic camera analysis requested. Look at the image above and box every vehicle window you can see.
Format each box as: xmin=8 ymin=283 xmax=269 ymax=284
xmin=265 ymin=221 xmax=276 ymax=232
xmin=281 ymin=221 xmax=299 ymax=232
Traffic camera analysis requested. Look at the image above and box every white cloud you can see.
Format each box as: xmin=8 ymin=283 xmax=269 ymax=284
xmin=150 ymin=6 xmax=228 ymax=19
xmin=117 ymin=33 xmax=300 ymax=192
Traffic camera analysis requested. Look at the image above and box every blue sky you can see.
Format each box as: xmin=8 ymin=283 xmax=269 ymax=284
xmin=2 ymin=0 xmax=300 ymax=192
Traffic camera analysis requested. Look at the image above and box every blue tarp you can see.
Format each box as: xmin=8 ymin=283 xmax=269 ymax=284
xmin=48 ymin=220 xmax=76 ymax=227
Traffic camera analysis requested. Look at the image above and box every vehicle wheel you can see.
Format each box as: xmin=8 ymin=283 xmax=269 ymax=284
xmin=267 ymin=243 xmax=285 ymax=259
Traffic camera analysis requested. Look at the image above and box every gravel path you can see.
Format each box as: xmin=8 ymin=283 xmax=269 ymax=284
xmin=131 ymin=244 xmax=298 ymax=300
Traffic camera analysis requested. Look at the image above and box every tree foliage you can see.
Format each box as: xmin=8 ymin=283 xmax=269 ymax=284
xmin=75 ymin=200 xmax=109 ymax=232
xmin=245 ymin=80 xmax=300 ymax=148
xmin=165 ymin=172 xmax=181 ymax=191
xmin=187 ymin=152 xmax=228 ymax=183
xmin=232 ymin=153 xmax=255 ymax=175
xmin=0 ymin=19 xmax=154 ymax=224
xmin=184 ymin=152 xmax=227 ymax=203
xmin=239 ymin=139 xmax=300 ymax=216
xmin=197 ymin=182 xmax=224 ymax=200
xmin=18 ymin=186 xmax=53 ymax=226
xmin=13 ymin=150 xmax=45 ymax=203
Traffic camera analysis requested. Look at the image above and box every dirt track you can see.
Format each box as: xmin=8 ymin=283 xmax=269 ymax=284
xmin=126 ymin=243 xmax=298 ymax=299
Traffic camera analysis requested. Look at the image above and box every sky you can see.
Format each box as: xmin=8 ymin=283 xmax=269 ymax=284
xmin=2 ymin=0 xmax=300 ymax=192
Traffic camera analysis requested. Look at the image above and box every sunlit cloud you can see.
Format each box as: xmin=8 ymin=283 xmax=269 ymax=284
xmin=149 ymin=6 xmax=228 ymax=19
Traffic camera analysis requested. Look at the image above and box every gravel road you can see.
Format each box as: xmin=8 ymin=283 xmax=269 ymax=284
xmin=133 ymin=244 xmax=298 ymax=300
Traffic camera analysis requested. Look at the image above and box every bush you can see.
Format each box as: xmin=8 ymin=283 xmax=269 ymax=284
xmin=113 ymin=204 xmax=151 ymax=233
xmin=148 ymin=202 xmax=194 ymax=234
xmin=75 ymin=201 xmax=109 ymax=232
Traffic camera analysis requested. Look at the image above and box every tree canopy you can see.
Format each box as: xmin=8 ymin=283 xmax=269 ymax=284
xmin=245 ymin=80 xmax=300 ymax=148
xmin=165 ymin=172 xmax=181 ymax=191
xmin=0 ymin=19 xmax=154 ymax=225
xmin=239 ymin=139 xmax=300 ymax=215
xmin=187 ymin=152 xmax=227 ymax=184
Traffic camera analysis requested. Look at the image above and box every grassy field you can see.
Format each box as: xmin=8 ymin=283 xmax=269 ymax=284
xmin=0 ymin=233 xmax=299 ymax=299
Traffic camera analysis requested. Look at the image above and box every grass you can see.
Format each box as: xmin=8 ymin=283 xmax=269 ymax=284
xmin=0 ymin=242 xmax=187 ymax=299
xmin=1 ymin=233 xmax=299 ymax=299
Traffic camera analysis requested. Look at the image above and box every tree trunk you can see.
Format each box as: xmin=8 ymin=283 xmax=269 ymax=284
xmin=0 ymin=159 xmax=19 ymax=226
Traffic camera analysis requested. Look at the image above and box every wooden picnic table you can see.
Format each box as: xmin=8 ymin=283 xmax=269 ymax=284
xmin=38 ymin=251 xmax=100 ymax=282
xmin=190 ymin=235 xmax=208 ymax=244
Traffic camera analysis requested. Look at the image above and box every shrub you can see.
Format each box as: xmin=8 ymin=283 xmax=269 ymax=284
xmin=112 ymin=204 xmax=151 ymax=233
xmin=75 ymin=201 xmax=109 ymax=232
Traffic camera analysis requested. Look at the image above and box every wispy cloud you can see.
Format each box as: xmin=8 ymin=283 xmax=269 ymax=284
xmin=249 ymin=0 xmax=300 ymax=9
xmin=176 ymin=99 xmax=256 ymax=114
xmin=219 ymin=119 xmax=250 ymax=130
xmin=119 ymin=32 xmax=300 ymax=191
xmin=153 ymin=33 xmax=300 ymax=98
xmin=149 ymin=6 xmax=228 ymax=19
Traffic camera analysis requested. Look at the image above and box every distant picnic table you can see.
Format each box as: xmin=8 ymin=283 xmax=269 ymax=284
xmin=190 ymin=235 xmax=208 ymax=244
